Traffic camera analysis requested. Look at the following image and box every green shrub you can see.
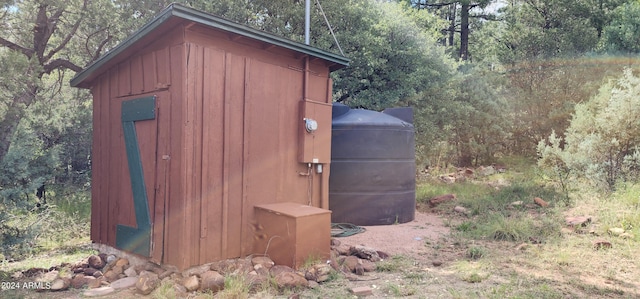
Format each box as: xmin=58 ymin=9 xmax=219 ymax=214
xmin=384 ymin=282 xmax=417 ymax=296
xmin=416 ymin=180 xmax=493 ymax=206
xmin=216 ymin=274 xmax=251 ymax=299
xmin=538 ymin=69 xmax=640 ymax=191
xmin=467 ymin=246 xmax=486 ymax=260
xmin=376 ymin=255 xmax=413 ymax=272
xmin=0 ymin=203 xmax=90 ymax=261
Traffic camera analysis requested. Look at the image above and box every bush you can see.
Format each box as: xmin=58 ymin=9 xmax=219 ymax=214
xmin=538 ymin=69 xmax=640 ymax=191
xmin=0 ymin=192 xmax=90 ymax=261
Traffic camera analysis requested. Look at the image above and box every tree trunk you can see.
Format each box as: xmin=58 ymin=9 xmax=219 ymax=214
xmin=459 ymin=3 xmax=470 ymax=60
xmin=0 ymin=2 xmax=85 ymax=164
xmin=448 ymin=4 xmax=456 ymax=47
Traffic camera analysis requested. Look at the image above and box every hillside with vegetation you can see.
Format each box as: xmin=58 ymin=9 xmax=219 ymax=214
xmin=1 ymin=0 xmax=639 ymax=298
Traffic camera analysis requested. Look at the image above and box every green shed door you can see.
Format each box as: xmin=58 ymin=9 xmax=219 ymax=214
xmin=116 ymin=96 xmax=156 ymax=257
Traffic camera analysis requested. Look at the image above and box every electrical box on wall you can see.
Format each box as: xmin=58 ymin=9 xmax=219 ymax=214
xmin=298 ymin=100 xmax=332 ymax=163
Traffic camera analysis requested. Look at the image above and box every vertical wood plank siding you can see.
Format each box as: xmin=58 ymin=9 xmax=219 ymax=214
xmin=223 ymin=52 xmax=245 ymax=260
xmin=200 ymin=47 xmax=225 ymax=262
xmin=166 ymin=44 xmax=185 ymax=267
xmin=90 ymin=23 xmax=335 ymax=269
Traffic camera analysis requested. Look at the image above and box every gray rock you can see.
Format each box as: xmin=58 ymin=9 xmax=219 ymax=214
xmin=50 ymin=278 xmax=71 ymax=291
xmin=477 ymin=165 xmax=496 ymax=176
xmin=36 ymin=270 xmax=59 ymax=283
xmin=110 ymin=276 xmax=138 ymax=289
xmin=269 ymin=265 xmax=295 ymax=276
xmin=112 ymin=265 xmax=124 ymax=276
xmin=181 ymin=264 xmax=210 ymax=278
xmin=71 ymin=274 xmax=89 ymax=289
xmin=136 ymin=272 xmax=160 ymax=295
xmin=565 ymin=216 xmax=591 ymax=227
xmin=350 ymin=286 xmax=373 ymax=296
xmin=454 ymin=206 xmax=469 ymax=215
xmin=83 ymin=267 xmax=97 ymax=276
xmin=342 ymin=256 xmax=360 ymax=273
xmin=158 ymin=269 xmax=174 ymax=279
xmin=83 ymin=286 xmax=115 ymax=297
xmin=355 ymin=264 xmax=365 ymax=276
xmin=350 ymin=245 xmax=382 ymax=262
xmin=161 ymin=264 xmax=179 ymax=273
xmin=143 ymin=262 xmax=165 ymax=275
xmin=251 ymin=256 xmax=275 ymax=269
xmin=138 ymin=270 xmax=158 ymax=280
xmin=182 ymin=275 xmax=200 ymax=292
xmin=103 ymin=270 xmax=120 ymax=282
xmin=439 ymin=175 xmax=456 ymax=184
xmin=59 ymin=269 xmax=73 ymax=279
xmin=593 ymin=239 xmax=612 ymax=249
xmin=88 ymin=255 xmax=105 ymax=269
xmin=105 ymin=255 xmax=117 ymax=264
xmin=609 ymin=227 xmax=625 ymax=236
xmin=361 ymin=260 xmax=377 ymax=272
xmin=124 ymin=266 xmax=137 ymax=277
xmin=274 ymin=272 xmax=308 ymax=290
xmin=334 ymin=244 xmax=351 ymax=256
xmin=114 ymin=258 xmax=129 ymax=268
xmin=304 ymin=264 xmax=332 ymax=282
xmin=253 ymin=263 xmax=269 ymax=276
xmin=211 ymin=258 xmax=253 ymax=275
xmin=87 ymin=276 xmax=102 ymax=288
xmin=199 ymin=270 xmax=225 ymax=292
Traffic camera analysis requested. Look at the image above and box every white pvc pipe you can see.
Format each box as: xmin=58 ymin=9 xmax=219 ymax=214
xmin=305 ymin=0 xmax=310 ymax=45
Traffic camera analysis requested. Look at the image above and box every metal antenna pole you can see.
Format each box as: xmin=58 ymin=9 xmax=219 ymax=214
xmin=305 ymin=0 xmax=310 ymax=45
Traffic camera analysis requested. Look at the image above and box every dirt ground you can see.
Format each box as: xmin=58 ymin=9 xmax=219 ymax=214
xmin=299 ymin=205 xmax=640 ymax=299
xmin=4 ymin=206 xmax=639 ymax=298
xmin=300 ymin=208 xmax=485 ymax=298
xmin=338 ymin=210 xmax=451 ymax=258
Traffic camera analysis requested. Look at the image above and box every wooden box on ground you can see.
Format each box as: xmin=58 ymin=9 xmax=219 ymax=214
xmin=253 ymin=202 xmax=331 ymax=268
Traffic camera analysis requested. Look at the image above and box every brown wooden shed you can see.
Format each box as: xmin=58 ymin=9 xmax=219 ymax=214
xmin=70 ymin=3 xmax=348 ymax=270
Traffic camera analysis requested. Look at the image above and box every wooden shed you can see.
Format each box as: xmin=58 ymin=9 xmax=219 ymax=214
xmin=70 ymin=3 xmax=348 ymax=270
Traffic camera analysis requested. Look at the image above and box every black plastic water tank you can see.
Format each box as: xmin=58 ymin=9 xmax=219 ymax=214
xmin=329 ymin=103 xmax=416 ymax=225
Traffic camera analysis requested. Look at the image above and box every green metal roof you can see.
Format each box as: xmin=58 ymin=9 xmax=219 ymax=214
xmin=70 ymin=3 xmax=349 ymax=88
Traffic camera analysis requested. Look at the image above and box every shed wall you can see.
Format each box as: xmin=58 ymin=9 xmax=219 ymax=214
xmin=172 ymin=34 xmax=333 ymax=268
xmin=90 ymin=24 xmax=334 ymax=270
xmin=91 ymin=60 xmax=174 ymax=264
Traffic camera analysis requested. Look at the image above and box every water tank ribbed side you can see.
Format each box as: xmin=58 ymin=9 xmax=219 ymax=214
xmin=329 ymin=104 xmax=416 ymax=225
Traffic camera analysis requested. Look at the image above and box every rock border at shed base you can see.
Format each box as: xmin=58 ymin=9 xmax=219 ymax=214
xmin=13 ymin=238 xmax=388 ymax=297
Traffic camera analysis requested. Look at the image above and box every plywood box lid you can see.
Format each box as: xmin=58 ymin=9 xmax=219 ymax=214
xmin=255 ymin=202 xmax=331 ymax=218
xmin=71 ymin=3 xmax=349 ymax=88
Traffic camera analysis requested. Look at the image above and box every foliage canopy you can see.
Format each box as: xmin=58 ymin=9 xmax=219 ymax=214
xmin=2 ymin=0 xmax=640 ymax=258
xmin=538 ymin=68 xmax=640 ymax=191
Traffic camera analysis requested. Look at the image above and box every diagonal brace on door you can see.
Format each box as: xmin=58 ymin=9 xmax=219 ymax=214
xmin=116 ymin=96 xmax=156 ymax=257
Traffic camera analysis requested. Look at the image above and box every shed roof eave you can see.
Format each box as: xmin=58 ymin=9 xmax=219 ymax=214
xmin=70 ymin=3 xmax=349 ymax=88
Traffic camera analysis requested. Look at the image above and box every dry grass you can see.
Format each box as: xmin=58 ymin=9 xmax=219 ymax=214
xmin=299 ymin=162 xmax=640 ymax=298
xmin=1 ymin=161 xmax=639 ymax=298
